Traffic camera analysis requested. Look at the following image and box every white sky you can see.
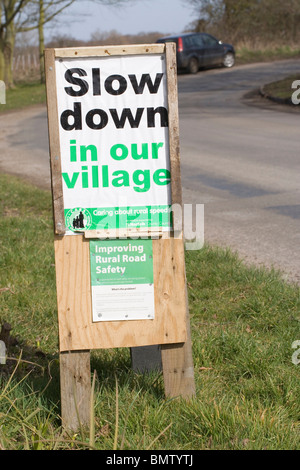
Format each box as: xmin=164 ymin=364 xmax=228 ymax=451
xmin=46 ymin=0 xmax=196 ymax=41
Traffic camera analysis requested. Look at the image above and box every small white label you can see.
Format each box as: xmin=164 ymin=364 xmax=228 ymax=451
xmin=0 ymin=80 xmax=6 ymax=104
xmin=0 ymin=340 xmax=6 ymax=365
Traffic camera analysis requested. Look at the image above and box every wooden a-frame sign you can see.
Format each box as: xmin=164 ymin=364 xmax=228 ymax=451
xmin=45 ymin=43 xmax=195 ymax=431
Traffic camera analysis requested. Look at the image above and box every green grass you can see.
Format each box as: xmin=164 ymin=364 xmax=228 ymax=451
xmin=0 ymin=81 xmax=46 ymax=113
xmin=262 ymin=74 xmax=300 ymax=101
xmin=0 ymin=173 xmax=299 ymax=450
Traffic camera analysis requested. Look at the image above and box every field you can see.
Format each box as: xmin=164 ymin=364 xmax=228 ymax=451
xmin=0 ymin=173 xmax=299 ymax=450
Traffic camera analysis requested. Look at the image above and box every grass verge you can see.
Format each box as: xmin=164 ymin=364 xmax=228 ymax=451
xmin=0 ymin=81 xmax=46 ymax=113
xmin=262 ymin=74 xmax=300 ymax=102
xmin=236 ymin=44 xmax=300 ymax=65
xmin=0 ymin=173 xmax=299 ymax=450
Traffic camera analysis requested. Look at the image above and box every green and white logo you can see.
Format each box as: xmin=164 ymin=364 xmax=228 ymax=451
xmin=65 ymin=207 xmax=92 ymax=232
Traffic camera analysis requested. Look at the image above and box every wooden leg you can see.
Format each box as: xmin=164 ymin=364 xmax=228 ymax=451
xmin=161 ymin=294 xmax=195 ymax=398
xmin=161 ymin=341 xmax=195 ymax=398
xmin=60 ymin=350 xmax=91 ymax=431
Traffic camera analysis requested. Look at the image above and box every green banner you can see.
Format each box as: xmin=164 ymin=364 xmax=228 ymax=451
xmin=65 ymin=205 xmax=171 ymax=232
xmin=90 ymin=239 xmax=154 ymax=286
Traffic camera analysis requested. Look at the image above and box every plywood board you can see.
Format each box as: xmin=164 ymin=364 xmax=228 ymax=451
xmin=55 ymin=234 xmax=187 ymax=351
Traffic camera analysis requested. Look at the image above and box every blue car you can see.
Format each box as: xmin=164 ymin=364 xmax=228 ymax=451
xmin=157 ymin=32 xmax=235 ymax=73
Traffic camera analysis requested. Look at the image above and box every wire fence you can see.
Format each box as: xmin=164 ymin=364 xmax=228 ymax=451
xmin=13 ymin=53 xmax=41 ymax=81
xmin=13 ymin=53 xmax=40 ymax=71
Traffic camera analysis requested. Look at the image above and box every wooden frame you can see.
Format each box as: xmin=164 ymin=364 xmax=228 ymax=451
xmin=45 ymin=43 xmax=195 ymax=430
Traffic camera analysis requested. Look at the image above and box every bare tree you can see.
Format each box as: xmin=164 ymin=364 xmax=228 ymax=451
xmin=1 ymin=0 xmax=135 ymax=86
xmin=0 ymin=0 xmax=28 ymax=85
xmin=35 ymin=0 xmax=132 ymax=82
xmin=18 ymin=0 xmax=76 ymax=82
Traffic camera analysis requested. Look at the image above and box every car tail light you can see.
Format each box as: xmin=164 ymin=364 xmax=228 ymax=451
xmin=178 ymin=37 xmax=183 ymax=52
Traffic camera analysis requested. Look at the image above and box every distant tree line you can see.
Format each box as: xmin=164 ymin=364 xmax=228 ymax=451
xmin=45 ymin=29 xmax=164 ymax=49
xmin=187 ymin=0 xmax=300 ymax=46
xmin=2 ymin=0 xmax=299 ymax=87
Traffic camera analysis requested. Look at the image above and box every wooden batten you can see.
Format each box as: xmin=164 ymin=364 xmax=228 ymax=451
xmin=49 ymin=44 xmax=165 ymax=58
xmin=44 ymin=49 xmax=65 ymax=235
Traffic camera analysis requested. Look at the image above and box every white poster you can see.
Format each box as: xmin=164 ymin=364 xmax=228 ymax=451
xmin=55 ymin=54 xmax=172 ymax=234
xmin=90 ymin=239 xmax=155 ymax=322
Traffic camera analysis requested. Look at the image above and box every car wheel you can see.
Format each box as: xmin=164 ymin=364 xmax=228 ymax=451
xmin=223 ymin=52 xmax=235 ymax=68
xmin=187 ymin=58 xmax=199 ymax=74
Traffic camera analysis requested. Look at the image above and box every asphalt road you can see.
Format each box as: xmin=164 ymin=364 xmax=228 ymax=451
xmin=0 ymin=58 xmax=299 ymax=283
xmin=178 ymin=59 xmax=300 ymax=283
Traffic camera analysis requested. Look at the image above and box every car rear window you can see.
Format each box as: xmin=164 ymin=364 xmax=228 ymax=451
xmin=158 ymin=38 xmax=178 ymax=47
